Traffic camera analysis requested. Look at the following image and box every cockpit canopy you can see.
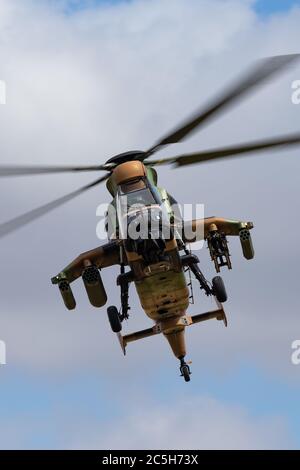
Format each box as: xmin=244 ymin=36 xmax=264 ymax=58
xmin=119 ymin=178 xmax=157 ymax=210
xmin=116 ymin=177 xmax=170 ymax=242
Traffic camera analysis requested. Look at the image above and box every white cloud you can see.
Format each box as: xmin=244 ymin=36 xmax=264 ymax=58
xmin=69 ymin=395 xmax=293 ymax=450
xmin=0 ymin=388 xmax=292 ymax=449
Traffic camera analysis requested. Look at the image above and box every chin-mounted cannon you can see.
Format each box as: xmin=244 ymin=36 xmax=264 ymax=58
xmin=206 ymin=221 xmax=254 ymax=273
xmin=207 ymin=223 xmax=232 ymax=272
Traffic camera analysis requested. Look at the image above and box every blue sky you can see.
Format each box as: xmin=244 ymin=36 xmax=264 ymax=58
xmin=1 ymin=363 xmax=299 ymax=449
xmin=62 ymin=0 xmax=300 ymax=15
xmin=0 ymin=0 xmax=300 ymax=449
xmin=255 ymin=0 xmax=300 ymax=16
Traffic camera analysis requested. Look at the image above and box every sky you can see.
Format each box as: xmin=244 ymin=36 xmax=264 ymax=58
xmin=0 ymin=0 xmax=300 ymax=449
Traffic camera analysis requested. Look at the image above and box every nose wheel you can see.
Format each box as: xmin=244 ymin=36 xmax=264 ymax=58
xmin=179 ymin=357 xmax=191 ymax=382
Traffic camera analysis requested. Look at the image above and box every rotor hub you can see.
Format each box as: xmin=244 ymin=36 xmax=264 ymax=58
xmin=105 ymin=150 xmax=146 ymax=166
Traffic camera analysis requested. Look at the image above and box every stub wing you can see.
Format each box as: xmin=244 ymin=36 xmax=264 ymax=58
xmin=51 ymin=240 xmax=120 ymax=310
xmin=182 ymin=217 xmax=254 ymax=272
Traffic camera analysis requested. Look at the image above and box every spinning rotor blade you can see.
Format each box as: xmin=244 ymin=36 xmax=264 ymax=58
xmin=0 ymin=174 xmax=109 ymax=239
xmin=147 ymin=54 xmax=300 ymax=153
xmin=147 ymin=133 xmax=300 ymax=167
xmin=0 ymin=164 xmax=108 ymax=177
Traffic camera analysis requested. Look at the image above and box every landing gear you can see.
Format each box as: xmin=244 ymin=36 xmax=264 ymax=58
xmin=117 ymin=271 xmax=132 ymax=321
xmin=212 ymin=276 xmax=227 ymax=303
xmin=116 ymin=259 xmax=134 ymax=322
xmin=179 ymin=357 xmax=191 ymax=382
xmin=181 ymin=252 xmax=213 ymax=297
xmin=108 ymin=265 xmax=133 ymax=333
xmin=107 ymin=305 xmax=122 ymax=333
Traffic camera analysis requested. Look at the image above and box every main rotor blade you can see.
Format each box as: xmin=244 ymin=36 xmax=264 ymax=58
xmin=0 ymin=164 xmax=108 ymax=177
xmin=0 ymin=174 xmax=109 ymax=239
xmin=147 ymin=133 xmax=300 ymax=167
xmin=147 ymin=54 xmax=300 ymax=153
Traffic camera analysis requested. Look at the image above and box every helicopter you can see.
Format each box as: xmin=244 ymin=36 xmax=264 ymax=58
xmin=1 ymin=54 xmax=300 ymax=381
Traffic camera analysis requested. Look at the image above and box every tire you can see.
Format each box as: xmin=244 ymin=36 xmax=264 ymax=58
xmin=212 ymin=276 xmax=227 ymax=303
xmin=181 ymin=365 xmax=191 ymax=382
xmin=107 ymin=305 xmax=122 ymax=333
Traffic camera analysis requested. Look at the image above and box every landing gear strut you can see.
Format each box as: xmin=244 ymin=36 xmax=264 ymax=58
xmin=117 ymin=265 xmax=133 ymax=321
xmin=179 ymin=357 xmax=191 ymax=382
xmin=107 ymin=267 xmax=133 ymax=333
xmin=182 ymin=250 xmax=213 ymax=296
xmin=181 ymin=249 xmax=228 ymax=303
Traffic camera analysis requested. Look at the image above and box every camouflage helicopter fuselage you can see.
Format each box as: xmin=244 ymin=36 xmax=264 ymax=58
xmin=52 ymin=159 xmax=254 ymax=363
xmin=2 ymin=53 xmax=296 ymax=381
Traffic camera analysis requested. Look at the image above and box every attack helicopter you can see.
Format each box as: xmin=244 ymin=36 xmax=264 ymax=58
xmin=1 ymin=54 xmax=300 ymax=381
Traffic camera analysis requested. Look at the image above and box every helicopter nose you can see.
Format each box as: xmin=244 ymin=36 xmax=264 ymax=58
xmin=126 ymin=208 xmax=169 ymax=242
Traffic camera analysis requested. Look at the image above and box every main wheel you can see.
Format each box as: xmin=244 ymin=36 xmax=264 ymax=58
xmin=107 ymin=305 xmax=122 ymax=333
xmin=212 ymin=276 xmax=227 ymax=303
